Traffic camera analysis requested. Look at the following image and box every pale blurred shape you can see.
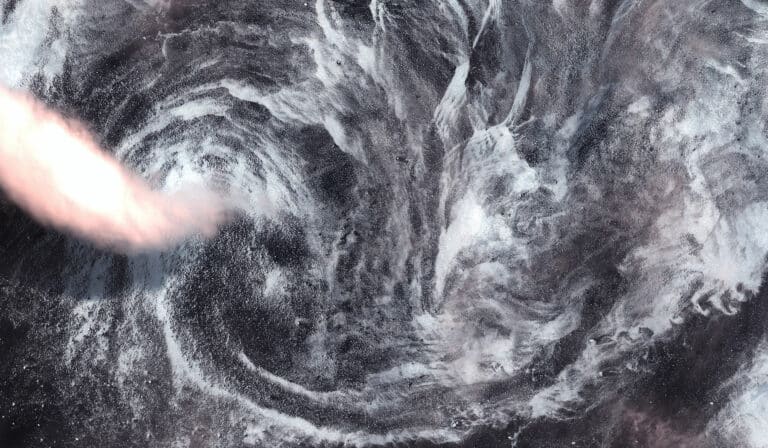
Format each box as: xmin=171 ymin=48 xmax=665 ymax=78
xmin=0 ymin=86 xmax=231 ymax=252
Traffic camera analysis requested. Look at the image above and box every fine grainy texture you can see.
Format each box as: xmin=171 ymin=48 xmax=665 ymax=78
xmin=2 ymin=1 xmax=768 ymax=447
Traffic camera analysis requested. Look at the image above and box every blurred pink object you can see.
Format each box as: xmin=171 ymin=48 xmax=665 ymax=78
xmin=0 ymin=86 xmax=230 ymax=252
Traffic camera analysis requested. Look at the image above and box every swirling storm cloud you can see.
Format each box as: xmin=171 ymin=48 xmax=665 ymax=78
xmin=2 ymin=1 xmax=768 ymax=447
